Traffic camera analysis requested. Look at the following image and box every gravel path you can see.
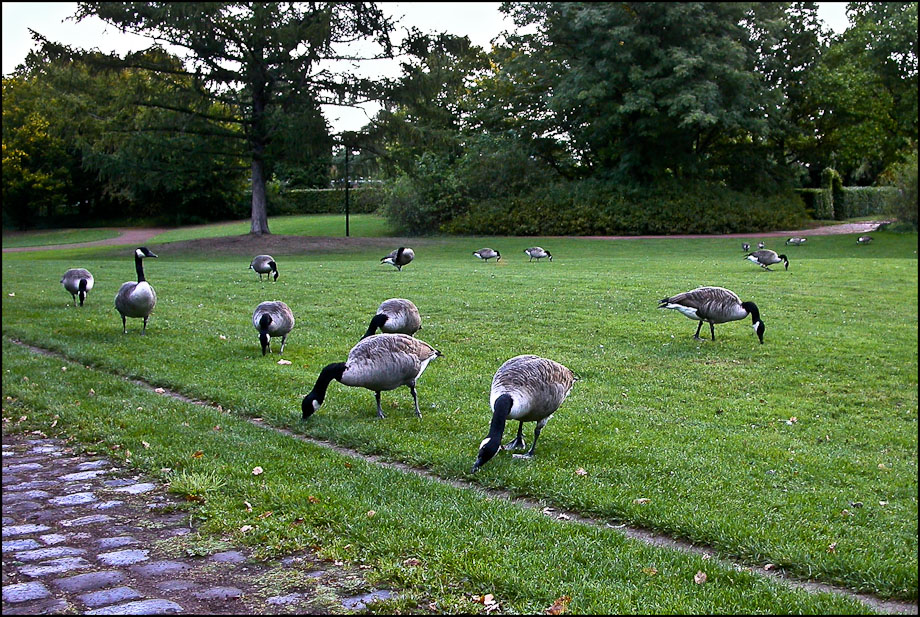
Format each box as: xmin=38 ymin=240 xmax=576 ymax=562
xmin=2 ymin=221 xmax=890 ymax=253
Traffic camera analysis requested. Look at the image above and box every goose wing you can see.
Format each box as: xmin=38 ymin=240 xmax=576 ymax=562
xmin=343 ymin=334 xmax=439 ymax=391
xmin=491 ymin=355 xmax=576 ymax=419
xmin=253 ymin=301 xmax=295 ymax=335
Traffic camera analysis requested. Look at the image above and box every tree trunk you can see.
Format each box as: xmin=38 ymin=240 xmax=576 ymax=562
xmin=250 ymin=156 xmax=270 ymax=235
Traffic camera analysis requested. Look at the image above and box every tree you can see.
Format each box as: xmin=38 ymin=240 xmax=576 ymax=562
xmin=62 ymin=2 xmax=394 ymax=234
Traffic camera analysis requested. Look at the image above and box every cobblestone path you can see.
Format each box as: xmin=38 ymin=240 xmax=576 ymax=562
xmin=2 ymin=433 xmax=395 ymax=615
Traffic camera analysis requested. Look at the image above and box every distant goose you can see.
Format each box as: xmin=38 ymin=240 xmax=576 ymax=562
xmin=301 ymin=333 xmax=441 ymax=420
xmin=786 ymin=237 xmax=807 ymax=245
xmin=363 ymin=298 xmax=421 ymax=339
xmin=742 ymin=242 xmax=750 ymax=252
xmin=472 ymin=355 xmax=577 ymax=473
xmin=252 ymin=301 xmax=295 ymax=356
xmin=745 ymin=249 xmax=789 ymax=271
xmin=61 ymin=268 xmax=94 ymax=307
xmin=473 ymin=248 xmax=501 ymax=262
xmin=250 ymin=255 xmax=278 ymax=282
xmin=857 ymin=236 xmax=873 ymax=244
xmin=115 ymin=247 xmax=158 ymax=334
xmin=758 ymin=241 xmax=766 ymax=249
xmin=524 ymin=247 xmax=552 ymax=262
xmin=658 ymin=286 xmax=765 ymax=344
xmin=381 ymin=247 xmax=415 ymax=271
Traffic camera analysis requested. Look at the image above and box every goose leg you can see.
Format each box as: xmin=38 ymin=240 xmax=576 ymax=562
xmin=71 ymin=293 xmax=77 ymax=305
xmin=375 ymin=391 xmax=385 ymax=419
xmin=504 ymin=421 xmax=526 ymax=450
xmin=280 ymin=335 xmax=286 ymax=354
xmin=142 ymin=316 xmax=148 ymax=335
xmin=709 ymin=322 xmax=716 ymax=341
xmin=693 ymin=321 xmax=705 ymax=340
xmin=513 ymin=418 xmax=549 ymax=460
xmin=121 ymin=314 xmax=127 ymax=334
xmin=409 ymin=384 xmax=422 ymax=418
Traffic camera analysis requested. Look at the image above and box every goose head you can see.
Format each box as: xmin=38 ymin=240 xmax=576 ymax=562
xmin=301 ymin=363 xmax=347 ymax=419
xmin=779 ymin=254 xmax=789 ymax=270
xmin=136 ymin=247 xmax=158 ymax=259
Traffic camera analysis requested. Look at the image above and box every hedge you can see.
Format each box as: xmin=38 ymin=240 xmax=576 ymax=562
xmin=838 ymin=186 xmax=899 ymax=219
xmin=264 ymin=188 xmax=383 ymax=216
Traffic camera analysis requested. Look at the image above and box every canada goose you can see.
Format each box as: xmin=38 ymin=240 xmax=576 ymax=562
xmin=742 ymin=242 xmax=750 ymax=252
xmin=758 ymin=241 xmax=766 ymax=249
xmin=301 ymin=333 xmax=441 ymax=420
xmin=252 ymin=301 xmax=295 ymax=356
xmin=61 ymin=268 xmax=94 ymax=307
xmin=363 ymin=298 xmax=421 ymax=339
xmin=658 ymin=286 xmax=765 ymax=344
xmin=115 ymin=247 xmax=158 ymax=334
xmin=786 ymin=237 xmax=807 ymax=246
xmin=473 ymin=248 xmax=501 ymax=262
xmin=381 ymin=247 xmax=415 ymax=271
xmin=857 ymin=236 xmax=873 ymax=244
xmin=471 ymin=355 xmax=577 ymax=473
xmin=250 ymin=255 xmax=278 ymax=282
xmin=524 ymin=247 xmax=552 ymax=262
xmin=745 ymin=249 xmax=789 ymax=271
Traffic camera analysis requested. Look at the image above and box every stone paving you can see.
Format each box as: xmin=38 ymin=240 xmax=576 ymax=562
xmin=2 ymin=433 xmax=396 ymax=614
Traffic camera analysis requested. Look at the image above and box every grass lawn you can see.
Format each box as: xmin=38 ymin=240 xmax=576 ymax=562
xmin=1 ymin=227 xmax=121 ymax=248
xmin=2 ymin=221 xmax=916 ymax=611
xmin=148 ymin=213 xmax=393 ymax=243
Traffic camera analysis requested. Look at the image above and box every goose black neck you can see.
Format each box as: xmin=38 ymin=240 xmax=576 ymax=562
xmin=135 ymin=254 xmax=146 ymax=283
xmin=741 ymin=301 xmax=761 ymax=323
xmin=310 ymin=362 xmax=347 ymax=401
xmin=488 ymin=394 xmax=513 ymax=438
xmin=258 ymin=313 xmax=272 ymax=333
xmin=363 ymin=314 xmax=388 ymax=339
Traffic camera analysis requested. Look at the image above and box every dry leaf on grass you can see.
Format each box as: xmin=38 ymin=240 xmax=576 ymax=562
xmin=308 ymin=495 xmax=319 ymax=504
xmin=574 ymin=468 xmax=588 ymax=476
xmin=141 ymin=440 xmax=150 ymax=449
xmin=154 ymin=387 xmax=165 ymax=394
xmin=694 ymin=571 xmax=707 ymax=585
xmin=192 ymin=450 xmax=204 ymax=458
xmin=278 ymin=359 xmax=292 ymax=365
xmin=827 ymin=541 xmax=838 ymax=553
xmin=366 ymin=510 xmax=376 ymax=518
xmin=642 ymin=566 xmax=658 ymax=576
xmin=244 ymin=501 xmax=253 ymax=512
xmin=633 ymin=497 xmax=651 ymax=505
xmin=546 ymin=595 xmax=571 ymax=614
xmin=402 ymin=558 xmax=421 ymax=567
xmin=239 ymin=525 xmax=253 ymax=533
xmin=252 ymin=466 xmax=264 ymax=475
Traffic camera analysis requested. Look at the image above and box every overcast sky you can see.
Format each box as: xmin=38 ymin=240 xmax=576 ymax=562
xmin=2 ymin=2 xmax=852 ymax=133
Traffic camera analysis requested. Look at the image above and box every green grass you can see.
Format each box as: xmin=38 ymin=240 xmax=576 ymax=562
xmin=148 ymin=214 xmax=393 ymax=244
xmin=1 ymin=228 xmax=121 ymax=248
xmin=2 ymin=228 xmax=917 ymax=609
xmin=1 ymin=340 xmax=876 ymax=614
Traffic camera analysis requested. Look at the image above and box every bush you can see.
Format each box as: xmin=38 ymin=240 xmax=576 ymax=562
xmin=882 ymin=149 xmax=918 ymax=228
xmin=839 ymin=187 xmax=900 ymax=218
xmin=380 ymin=153 xmax=470 ymax=235
xmin=445 ymin=181 xmax=809 ymax=236
xmin=821 ymin=168 xmax=845 ymax=219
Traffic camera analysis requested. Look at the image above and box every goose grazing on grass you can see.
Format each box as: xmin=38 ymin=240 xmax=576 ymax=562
xmin=363 ymin=298 xmax=421 ymax=339
xmin=742 ymin=242 xmax=750 ymax=252
xmin=252 ymin=301 xmax=295 ymax=356
xmin=115 ymin=247 xmax=157 ymax=334
xmin=745 ymin=249 xmax=789 ymax=271
xmin=857 ymin=236 xmax=873 ymax=244
xmin=61 ymin=268 xmax=94 ymax=307
xmin=758 ymin=241 xmax=766 ymax=249
xmin=472 ymin=355 xmax=577 ymax=473
xmin=301 ymin=333 xmax=441 ymax=420
xmin=473 ymin=248 xmax=501 ymax=262
xmin=786 ymin=237 xmax=807 ymax=246
xmin=381 ymin=247 xmax=415 ymax=271
xmin=658 ymin=286 xmax=765 ymax=344
xmin=524 ymin=247 xmax=552 ymax=262
xmin=250 ymin=255 xmax=278 ymax=282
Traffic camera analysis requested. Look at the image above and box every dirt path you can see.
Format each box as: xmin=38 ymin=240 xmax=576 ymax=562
xmin=2 ymin=221 xmax=890 ymax=254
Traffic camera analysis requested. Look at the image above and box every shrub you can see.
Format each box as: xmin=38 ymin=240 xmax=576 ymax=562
xmin=839 ymin=187 xmax=900 ymax=218
xmin=881 ymin=149 xmax=918 ymax=228
xmin=821 ymin=168 xmax=845 ymax=219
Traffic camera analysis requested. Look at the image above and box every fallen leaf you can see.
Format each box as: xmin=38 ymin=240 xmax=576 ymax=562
xmin=308 ymin=495 xmax=319 ymax=504
xmin=61 ymin=366 xmax=67 ymax=372
xmin=841 ymin=509 xmax=852 ymax=517
xmin=642 ymin=566 xmax=658 ymax=576
xmin=219 ymin=334 xmax=227 ymax=340
xmin=764 ymin=563 xmax=776 ymax=571
xmin=366 ymin=510 xmax=376 ymax=518
xmin=291 ymin=518 xmax=304 ymax=527
xmin=88 ymin=389 xmax=96 ymax=396
xmin=542 ymin=507 xmax=555 ymax=516
xmin=154 ymin=387 xmax=166 ymax=394
xmin=574 ymin=467 xmax=588 ymax=476
xmin=556 ymin=513 xmax=571 ymax=520
xmin=192 ymin=450 xmax=204 ymax=458
xmin=257 ymin=510 xmax=273 ymax=519
xmin=878 ymin=463 xmax=889 ymax=470
xmin=252 ymin=466 xmax=264 ymax=476
xmin=483 ymin=594 xmax=496 ymax=606
xmin=278 ymin=359 xmax=292 ymax=365
xmin=213 ymin=425 xmax=221 ymax=431
xmin=402 ymin=558 xmax=421 ymax=567
xmin=827 ymin=542 xmax=838 ymax=553
xmin=124 ymin=449 xmax=132 ymax=459
xmin=239 ymin=525 xmax=253 ymax=533
xmin=141 ymin=440 xmax=150 ymax=449
xmin=879 ymin=500 xmax=889 ymax=506
xmin=694 ymin=571 xmax=707 ymax=585
xmin=244 ymin=501 xmax=253 ymax=512
xmin=546 ymin=595 xmax=571 ymax=615
xmin=8 ymin=292 xmax=14 ymax=296
xmin=633 ymin=498 xmax=651 ymax=505
xmin=786 ymin=416 xmax=798 ymax=425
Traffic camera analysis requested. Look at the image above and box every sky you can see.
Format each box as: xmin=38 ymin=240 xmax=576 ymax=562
xmin=1 ymin=2 xmax=852 ymax=133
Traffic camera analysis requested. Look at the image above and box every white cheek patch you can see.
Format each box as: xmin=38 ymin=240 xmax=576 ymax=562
xmin=479 ymin=437 xmax=492 ymax=451
xmin=312 ymin=400 xmax=321 ymax=412
xmin=136 ymin=248 xmax=144 ymax=258
xmin=752 ymin=321 xmax=761 ymax=332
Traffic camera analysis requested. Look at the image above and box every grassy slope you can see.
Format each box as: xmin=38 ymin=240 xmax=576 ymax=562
xmin=2 ymin=227 xmax=917 ymax=604
xmin=1 ymin=228 xmax=120 ymax=248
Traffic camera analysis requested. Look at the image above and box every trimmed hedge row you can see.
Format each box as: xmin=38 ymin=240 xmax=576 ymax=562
xmin=265 ymin=188 xmax=383 ymax=216
xmin=443 ymin=182 xmax=810 ymax=236
xmin=793 ymin=186 xmax=898 ymax=220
